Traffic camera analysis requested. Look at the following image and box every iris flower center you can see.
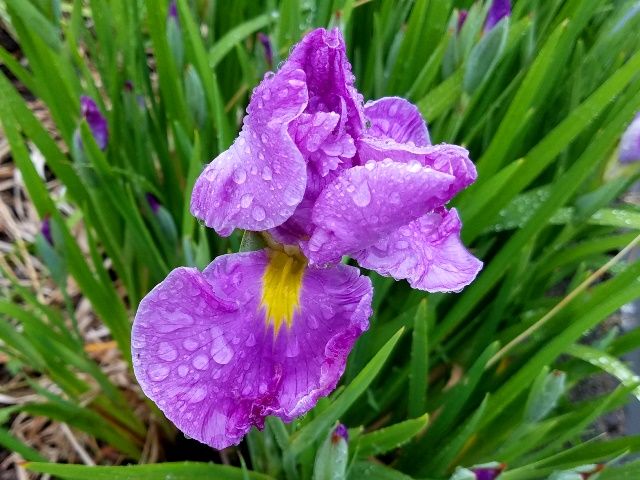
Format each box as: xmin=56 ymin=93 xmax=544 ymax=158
xmin=261 ymin=249 xmax=306 ymax=333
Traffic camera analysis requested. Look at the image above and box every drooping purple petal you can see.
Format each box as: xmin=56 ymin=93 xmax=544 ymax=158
xmin=620 ymin=113 xmax=640 ymax=164
xmin=364 ymin=97 xmax=430 ymax=146
xmin=80 ymin=96 xmax=108 ymax=150
xmin=354 ymin=208 xmax=482 ymax=292
xmin=146 ymin=193 xmax=161 ymax=214
xmin=306 ymin=159 xmax=456 ymax=265
xmin=190 ymin=68 xmax=309 ymax=236
xmin=357 ymin=138 xmax=477 ymax=202
xmin=132 ymin=250 xmax=372 ymax=450
xmin=485 ymin=0 xmax=511 ymax=32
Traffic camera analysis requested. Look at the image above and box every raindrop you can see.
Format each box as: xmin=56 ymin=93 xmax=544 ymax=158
xmin=177 ymin=364 xmax=189 ymax=377
xmin=246 ymin=333 xmax=257 ymax=346
xmin=352 ymin=182 xmax=371 ymax=207
xmin=262 ymin=165 xmax=273 ymax=180
xmin=192 ymin=353 xmax=209 ymax=370
xmin=252 ymin=206 xmax=266 ymax=221
xmin=284 ymin=187 xmax=299 ymax=206
xmin=240 ymin=193 xmax=254 ymax=208
xmin=183 ymin=338 xmax=199 ymax=351
xmin=259 ymin=383 xmax=268 ymax=394
xmin=158 ymin=342 xmax=178 ymax=362
xmin=232 ymin=168 xmax=247 ymax=184
xmin=187 ymin=385 xmax=207 ymax=403
xmin=148 ymin=364 xmax=170 ymax=382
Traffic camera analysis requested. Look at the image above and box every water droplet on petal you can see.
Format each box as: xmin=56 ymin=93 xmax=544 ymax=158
xmin=187 ymin=385 xmax=207 ymax=403
xmin=177 ymin=364 xmax=190 ymax=377
xmin=233 ymin=168 xmax=247 ymax=184
xmin=364 ymin=160 xmax=376 ymax=171
xmin=252 ymin=206 xmax=266 ymax=221
xmin=407 ymin=160 xmax=422 ymax=173
xmin=242 ymin=385 xmax=252 ymax=395
xmin=262 ymin=165 xmax=272 ymax=180
xmin=158 ymin=342 xmax=178 ymax=361
xmin=284 ymin=187 xmax=299 ymax=206
xmin=192 ymin=353 xmax=209 ymax=370
xmin=241 ymin=193 xmax=254 ymax=208
xmin=148 ymin=364 xmax=170 ymax=381
xmin=259 ymin=383 xmax=268 ymax=394
xmin=183 ymin=338 xmax=199 ymax=351
xmin=246 ymin=333 xmax=256 ymax=346
xmin=352 ymin=182 xmax=371 ymax=207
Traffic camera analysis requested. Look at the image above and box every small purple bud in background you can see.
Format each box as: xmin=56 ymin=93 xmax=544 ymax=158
xmin=168 ymin=1 xmax=178 ymax=21
xmin=80 ymin=96 xmax=108 ymax=150
xmin=457 ymin=9 xmax=469 ymax=33
xmin=331 ymin=424 xmax=349 ymax=444
xmin=146 ymin=193 xmax=160 ymax=214
xmin=472 ymin=464 xmax=506 ymax=480
xmin=124 ymin=80 xmax=134 ymax=92
xmin=620 ymin=113 xmax=640 ymax=164
xmin=41 ymin=216 xmax=53 ymax=246
xmin=258 ymin=32 xmax=273 ymax=69
xmin=485 ymin=0 xmax=511 ymax=32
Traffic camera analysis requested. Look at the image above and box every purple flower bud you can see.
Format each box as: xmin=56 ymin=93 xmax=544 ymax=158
xmin=620 ymin=113 xmax=640 ymax=164
xmin=331 ymin=424 xmax=349 ymax=444
xmin=80 ymin=96 xmax=108 ymax=150
xmin=258 ymin=32 xmax=273 ymax=69
xmin=485 ymin=0 xmax=511 ymax=32
xmin=457 ymin=9 xmax=469 ymax=33
xmin=41 ymin=217 xmax=53 ymax=246
xmin=146 ymin=193 xmax=161 ymax=214
xmin=472 ymin=464 xmax=506 ymax=480
xmin=168 ymin=1 xmax=178 ymax=21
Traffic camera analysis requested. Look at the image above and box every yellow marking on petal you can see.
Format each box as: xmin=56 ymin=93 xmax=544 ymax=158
xmin=261 ymin=249 xmax=306 ymax=334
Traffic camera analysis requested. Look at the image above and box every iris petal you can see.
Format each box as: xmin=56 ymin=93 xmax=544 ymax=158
xmin=364 ymin=97 xmax=431 ymax=146
xmin=190 ymin=68 xmax=309 ymax=236
xmin=354 ymin=208 xmax=482 ymax=292
xmin=306 ymin=159 xmax=455 ymax=264
xmin=132 ymin=250 xmax=372 ymax=449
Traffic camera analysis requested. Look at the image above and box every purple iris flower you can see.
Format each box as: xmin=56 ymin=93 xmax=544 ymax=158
xmin=258 ymin=32 xmax=273 ymax=69
xmin=146 ymin=193 xmax=161 ymax=214
xmin=80 ymin=96 xmax=108 ymax=150
xmin=332 ymin=423 xmax=349 ymax=443
xmin=132 ymin=28 xmax=480 ymax=450
xmin=619 ymin=113 xmax=640 ymax=164
xmin=485 ymin=0 xmax=511 ymax=32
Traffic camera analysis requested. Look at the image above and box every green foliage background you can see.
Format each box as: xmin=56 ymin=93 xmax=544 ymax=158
xmin=1 ymin=0 xmax=640 ymax=478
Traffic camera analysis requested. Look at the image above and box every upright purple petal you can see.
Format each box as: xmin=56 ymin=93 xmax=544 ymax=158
xmin=306 ymin=159 xmax=455 ymax=265
xmin=354 ymin=208 xmax=482 ymax=292
xmin=190 ymin=68 xmax=309 ymax=236
xmin=132 ymin=250 xmax=372 ymax=449
xmin=364 ymin=97 xmax=430 ymax=146
xmin=472 ymin=464 xmax=506 ymax=480
xmin=332 ymin=423 xmax=349 ymax=443
xmin=485 ymin=0 xmax=511 ymax=32
xmin=80 ymin=96 xmax=108 ymax=150
xmin=286 ymin=28 xmax=364 ymax=139
xmin=620 ymin=113 xmax=640 ymax=164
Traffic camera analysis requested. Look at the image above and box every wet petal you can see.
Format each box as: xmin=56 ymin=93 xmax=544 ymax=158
xmin=132 ymin=250 xmax=372 ymax=450
xmin=190 ymin=68 xmax=308 ymax=236
xmin=287 ymin=28 xmax=364 ymax=138
xmin=354 ymin=208 xmax=482 ymax=292
xmin=364 ymin=97 xmax=430 ymax=146
xmin=358 ymin=138 xmax=477 ymax=198
xmin=306 ymin=159 xmax=455 ymax=264
xmin=620 ymin=113 xmax=640 ymax=164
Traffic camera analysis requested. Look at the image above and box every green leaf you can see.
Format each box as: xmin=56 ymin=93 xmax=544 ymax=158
xmin=356 ymin=413 xmax=429 ymax=457
xmin=408 ymin=299 xmax=429 ymax=418
xmin=25 ymin=462 xmax=275 ymax=480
